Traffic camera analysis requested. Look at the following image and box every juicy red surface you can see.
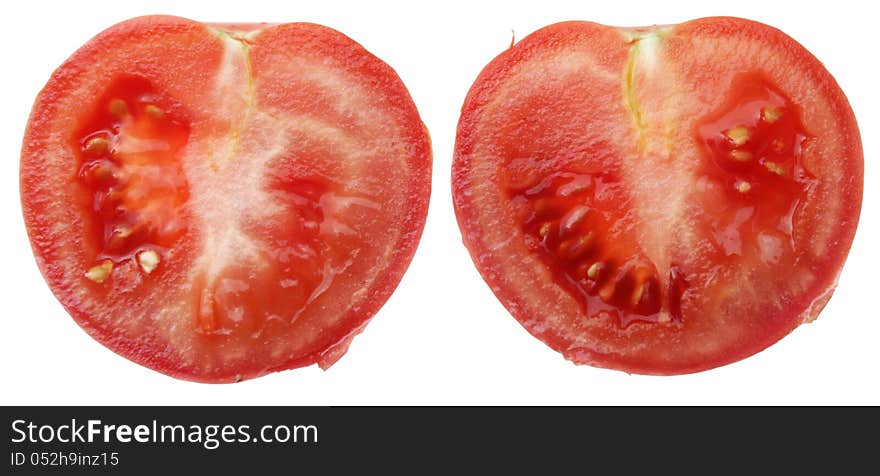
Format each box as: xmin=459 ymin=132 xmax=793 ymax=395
xmin=21 ymin=16 xmax=432 ymax=382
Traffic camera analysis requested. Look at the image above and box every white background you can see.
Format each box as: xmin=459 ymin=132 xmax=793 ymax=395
xmin=2 ymin=0 xmax=877 ymax=405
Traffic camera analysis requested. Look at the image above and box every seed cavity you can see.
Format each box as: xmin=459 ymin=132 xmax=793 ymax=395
xmin=764 ymin=161 xmax=785 ymax=176
xmin=106 ymin=227 xmax=134 ymax=249
xmin=137 ymin=250 xmax=161 ymax=274
xmin=85 ymin=260 xmax=113 ymax=283
xmin=724 ymin=126 xmax=750 ymax=146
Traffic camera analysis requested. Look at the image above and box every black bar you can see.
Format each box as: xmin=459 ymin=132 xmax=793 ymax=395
xmin=1 ymin=406 xmax=877 ymax=474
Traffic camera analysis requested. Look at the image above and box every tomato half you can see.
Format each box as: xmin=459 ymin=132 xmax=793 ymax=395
xmin=20 ymin=16 xmax=431 ymax=382
xmin=453 ymin=17 xmax=862 ymax=374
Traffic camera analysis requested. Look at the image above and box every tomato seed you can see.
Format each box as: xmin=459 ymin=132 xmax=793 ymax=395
xmin=724 ymin=126 xmax=750 ymax=146
xmin=587 ymin=262 xmax=603 ymax=279
xmin=79 ymin=160 xmax=117 ymax=184
xmin=735 ymin=181 xmax=751 ymax=193
xmin=136 ymin=249 xmax=160 ymax=274
xmin=771 ymin=138 xmax=785 ymax=153
xmin=108 ymin=98 xmax=128 ymax=118
xmin=85 ymin=260 xmax=113 ymax=283
xmin=76 ymin=76 xmax=192 ymax=263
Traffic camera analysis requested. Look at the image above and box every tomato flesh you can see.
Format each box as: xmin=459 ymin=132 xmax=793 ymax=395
xmin=21 ymin=17 xmax=431 ymax=382
xmin=512 ymin=170 xmax=670 ymax=327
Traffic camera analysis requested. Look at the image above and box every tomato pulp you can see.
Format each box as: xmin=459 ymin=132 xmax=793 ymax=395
xmin=21 ymin=16 xmax=432 ymax=382
xmin=453 ymin=18 xmax=862 ymax=374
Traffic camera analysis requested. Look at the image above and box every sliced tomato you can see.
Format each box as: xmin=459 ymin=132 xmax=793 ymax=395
xmin=453 ymin=18 xmax=862 ymax=374
xmin=20 ymin=16 xmax=431 ymax=382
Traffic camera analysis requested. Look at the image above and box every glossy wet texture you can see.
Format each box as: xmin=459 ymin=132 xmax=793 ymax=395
xmin=696 ymin=73 xmax=815 ymax=265
xmin=511 ymin=171 xmax=678 ymax=327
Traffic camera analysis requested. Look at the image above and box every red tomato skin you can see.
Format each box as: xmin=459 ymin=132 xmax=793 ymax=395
xmin=453 ymin=18 xmax=862 ymax=375
xmin=21 ymin=16 xmax=431 ymax=382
